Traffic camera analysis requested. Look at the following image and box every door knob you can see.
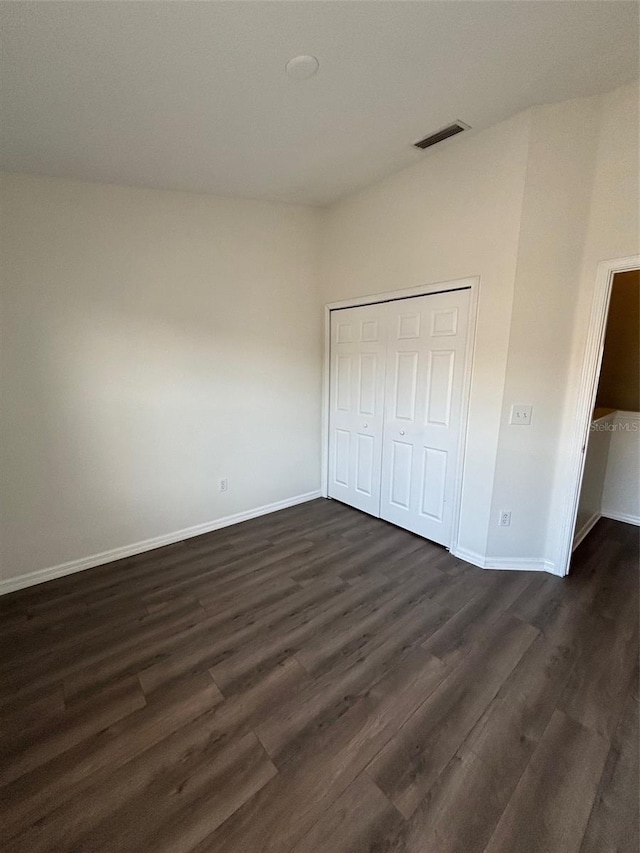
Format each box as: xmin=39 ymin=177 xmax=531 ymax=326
xmin=399 ymin=430 xmax=405 ymax=435
xmin=363 ymin=423 xmax=368 ymax=428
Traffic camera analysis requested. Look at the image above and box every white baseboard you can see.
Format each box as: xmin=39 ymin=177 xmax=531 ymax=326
xmin=485 ymin=556 xmax=560 ymax=576
xmin=452 ymin=546 xmax=558 ymax=576
xmin=572 ymin=512 xmax=602 ymax=550
xmin=449 ymin=546 xmax=486 ymax=568
xmin=0 ymin=490 xmax=323 ymax=596
xmin=601 ymin=510 xmax=640 ymax=527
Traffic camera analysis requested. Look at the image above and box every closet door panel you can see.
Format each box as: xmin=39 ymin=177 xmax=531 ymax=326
xmin=380 ymin=289 xmax=470 ymax=546
xmin=327 ymin=303 xmax=387 ymax=516
xmin=389 ymin=439 xmax=413 ymax=509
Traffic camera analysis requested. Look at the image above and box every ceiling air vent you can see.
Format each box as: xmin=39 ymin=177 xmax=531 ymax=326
xmin=413 ymin=121 xmax=470 ymax=150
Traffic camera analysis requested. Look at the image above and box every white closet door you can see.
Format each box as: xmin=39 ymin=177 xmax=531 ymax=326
xmin=380 ymin=289 xmax=471 ymax=546
xmin=328 ymin=302 xmax=387 ymax=515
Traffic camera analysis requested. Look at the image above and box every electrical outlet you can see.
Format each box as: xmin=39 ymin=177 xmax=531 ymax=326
xmin=499 ymin=510 xmax=511 ymax=527
xmin=219 ymin=478 xmax=229 ymax=493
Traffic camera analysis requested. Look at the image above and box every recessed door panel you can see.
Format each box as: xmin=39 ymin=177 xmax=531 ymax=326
xmin=334 ymin=429 xmax=350 ymax=487
xmin=361 ymin=320 xmax=379 ymax=342
xmin=355 ymin=433 xmax=375 ymax=495
xmin=426 ymin=350 xmax=455 ymax=426
xmin=335 ymin=355 xmax=352 ymax=412
xmin=394 ymin=351 xmax=418 ymax=421
xmin=358 ymin=353 xmax=378 ymax=416
xmin=398 ymin=313 xmax=421 ymax=339
xmin=421 ymin=447 xmax=447 ymax=520
xmin=390 ymin=441 xmax=413 ymax=508
xmin=431 ymin=308 xmax=458 ymax=336
xmin=336 ymin=322 xmax=353 ymax=343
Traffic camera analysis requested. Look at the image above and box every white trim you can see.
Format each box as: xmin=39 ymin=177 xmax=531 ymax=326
xmin=449 ymin=282 xmax=479 ymax=555
xmin=452 ymin=546 xmax=558 ymax=575
xmin=320 ymin=304 xmax=331 ymax=498
xmin=450 ymin=546 xmax=485 ymax=567
xmin=601 ymin=511 xmax=640 ymax=527
xmin=485 ymin=557 xmax=559 ymax=575
xmin=322 ymin=275 xmax=480 ymax=550
xmin=325 ymin=276 xmax=479 ymax=312
xmin=572 ymin=512 xmax=601 ymax=550
xmin=0 ymin=490 xmax=322 ymax=596
xmin=557 ymin=254 xmax=640 ymax=577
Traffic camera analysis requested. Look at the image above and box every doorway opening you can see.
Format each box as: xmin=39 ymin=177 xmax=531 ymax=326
xmin=571 ymin=265 xmax=639 ymax=558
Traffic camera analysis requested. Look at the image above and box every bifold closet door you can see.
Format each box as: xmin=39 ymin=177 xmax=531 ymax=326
xmin=327 ymin=302 xmax=387 ymax=515
xmin=380 ymin=289 xmax=471 ymax=546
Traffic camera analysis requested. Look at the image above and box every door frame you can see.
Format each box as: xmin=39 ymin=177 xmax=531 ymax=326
xmin=557 ymin=253 xmax=640 ymax=576
xmin=321 ymin=275 xmax=480 ymax=553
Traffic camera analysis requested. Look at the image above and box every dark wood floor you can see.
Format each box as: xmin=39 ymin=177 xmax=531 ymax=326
xmin=1 ymin=499 xmax=637 ymax=853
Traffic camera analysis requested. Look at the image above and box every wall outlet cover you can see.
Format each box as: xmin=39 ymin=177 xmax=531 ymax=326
xmin=510 ymin=405 xmax=533 ymax=425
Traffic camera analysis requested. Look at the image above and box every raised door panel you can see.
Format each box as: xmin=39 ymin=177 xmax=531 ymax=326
xmin=420 ymin=447 xmax=447 ymax=521
xmin=355 ymin=433 xmax=376 ymax=496
xmin=393 ymin=351 xmax=419 ymax=421
xmin=333 ymin=428 xmax=351 ymax=488
xmin=335 ymin=354 xmax=352 ymax=413
xmin=389 ymin=440 xmax=413 ymax=509
xmin=358 ymin=353 xmax=379 ymax=417
xmin=336 ymin=320 xmax=354 ymax=344
xmin=425 ymin=350 xmax=455 ymax=427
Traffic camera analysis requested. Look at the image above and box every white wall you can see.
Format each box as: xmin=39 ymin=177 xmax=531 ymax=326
xmin=547 ymin=81 xmax=640 ymax=568
xmin=321 ymin=113 xmax=531 ymax=560
xmin=321 ymin=83 xmax=639 ymax=573
xmin=601 ymin=412 xmax=640 ymax=525
xmin=574 ymin=410 xmax=640 ymax=541
xmin=574 ymin=412 xmax=614 ymax=544
xmin=0 ymin=173 xmax=322 ymax=587
xmin=487 ymin=94 xmax=602 ymax=560
xmin=2 ymin=83 xmax=637 ymax=590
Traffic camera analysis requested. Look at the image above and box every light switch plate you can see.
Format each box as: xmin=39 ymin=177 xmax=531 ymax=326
xmin=510 ymin=405 xmax=533 ymax=425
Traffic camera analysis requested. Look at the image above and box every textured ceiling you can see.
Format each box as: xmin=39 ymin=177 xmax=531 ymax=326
xmin=1 ymin=1 xmax=638 ymax=205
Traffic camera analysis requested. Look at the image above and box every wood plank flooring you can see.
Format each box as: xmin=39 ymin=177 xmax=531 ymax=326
xmin=0 ymin=499 xmax=637 ymax=852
